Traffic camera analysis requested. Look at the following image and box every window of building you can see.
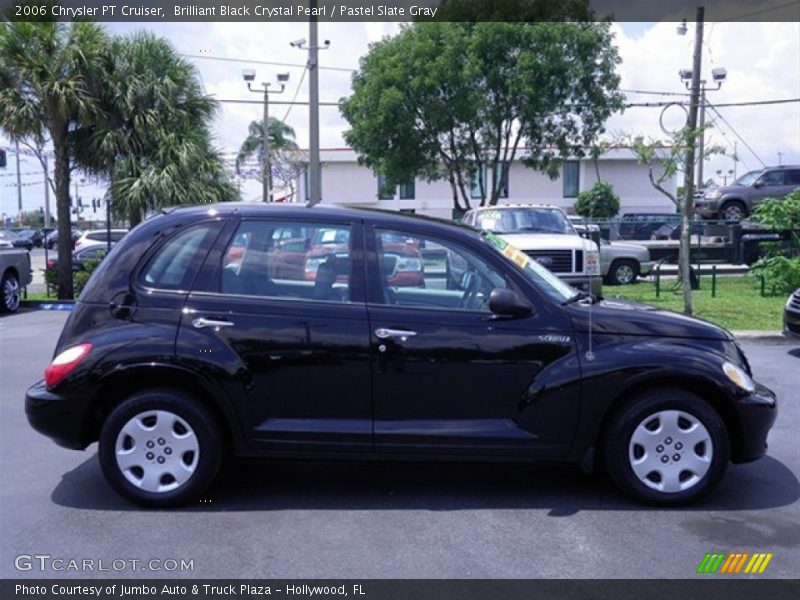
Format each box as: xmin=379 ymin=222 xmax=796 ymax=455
xmin=303 ymin=169 xmax=322 ymax=202
xmin=470 ymin=167 xmax=486 ymax=199
xmin=399 ymin=178 xmax=415 ymax=200
xmin=377 ymin=173 xmax=395 ymax=200
xmin=494 ymin=162 xmax=509 ymax=198
xmin=563 ymin=161 xmax=580 ymax=198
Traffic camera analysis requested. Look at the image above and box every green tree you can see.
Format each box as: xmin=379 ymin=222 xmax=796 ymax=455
xmin=749 ymin=191 xmax=800 ymax=294
xmin=0 ymin=12 xmax=108 ymax=299
xmin=574 ymin=181 xmax=620 ymax=219
xmin=236 ymin=117 xmax=299 ymax=198
xmin=341 ymin=21 xmax=622 ymax=211
xmin=76 ymin=31 xmax=237 ymax=227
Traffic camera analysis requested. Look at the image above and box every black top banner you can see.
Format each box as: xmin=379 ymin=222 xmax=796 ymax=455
xmin=2 ymin=0 xmax=800 ymax=23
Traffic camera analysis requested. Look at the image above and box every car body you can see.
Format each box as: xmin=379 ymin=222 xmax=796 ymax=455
xmin=26 ymin=203 xmax=777 ymax=507
xmin=463 ymin=205 xmax=602 ymax=295
xmin=784 ymin=288 xmax=800 ymax=339
xmin=46 ymin=244 xmax=112 ymax=273
xmin=0 ymin=247 xmax=32 ymax=312
xmin=74 ymin=229 xmax=128 ymax=251
xmin=695 ymin=166 xmax=800 ymax=220
xmin=0 ymin=229 xmax=34 ymax=251
xmin=46 ymin=228 xmax=82 ymax=250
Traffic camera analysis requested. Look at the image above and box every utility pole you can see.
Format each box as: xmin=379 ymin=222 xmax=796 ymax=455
xmin=308 ymin=2 xmax=321 ymax=206
xmin=15 ymin=140 xmax=22 ymax=224
xmin=680 ymin=5 xmax=704 ymax=316
xmin=697 ymin=87 xmax=706 ymax=187
xmin=43 ymin=155 xmax=51 ymax=228
xmin=778 ymin=151 xmax=784 ymax=166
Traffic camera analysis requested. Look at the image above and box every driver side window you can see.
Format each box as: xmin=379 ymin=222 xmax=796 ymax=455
xmin=375 ymin=228 xmax=508 ymax=312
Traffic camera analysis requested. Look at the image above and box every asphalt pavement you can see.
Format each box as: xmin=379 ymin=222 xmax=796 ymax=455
xmin=0 ymin=308 xmax=798 ymax=579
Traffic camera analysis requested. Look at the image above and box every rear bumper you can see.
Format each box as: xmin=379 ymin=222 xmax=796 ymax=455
xmin=731 ymin=382 xmax=778 ymax=463
xmin=25 ymin=380 xmax=94 ymax=450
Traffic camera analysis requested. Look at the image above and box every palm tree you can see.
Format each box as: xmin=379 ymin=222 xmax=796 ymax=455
xmin=0 ymin=15 xmax=109 ymax=299
xmin=76 ymin=31 xmax=237 ymax=226
xmin=237 ymin=118 xmax=298 ymax=199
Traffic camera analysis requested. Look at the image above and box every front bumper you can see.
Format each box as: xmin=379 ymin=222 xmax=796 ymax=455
xmin=731 ymin=382 xmax=778 ymax=463
xmin=560 ymin=274 xmax=602 ymax=296
xmin=783 ymin=306 xmax=800 ymax=338
xmin=694 ymin=199 xmax=721 ymax=217
xmin=639 ymin=260 xmax=656 ymax=276
xmin=25 ymin=380 xmax=94 ymax=450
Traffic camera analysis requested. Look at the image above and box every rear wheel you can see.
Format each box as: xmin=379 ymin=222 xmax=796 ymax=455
xmin=606 ymin=259 xmax=639 ymax=286
xmin=99 ymin=389 xmax=223 ymax=507
xmin=603 ymin=389 xmax=729 ymax=504
xmin=1 ymin=271 xmax=20 ymax=313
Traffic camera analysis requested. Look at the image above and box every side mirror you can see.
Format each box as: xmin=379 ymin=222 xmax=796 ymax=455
xmin=488 ymin=288 xmax=533 ymax=318
xmin=753 ymin=182 xmax=762 ymax=189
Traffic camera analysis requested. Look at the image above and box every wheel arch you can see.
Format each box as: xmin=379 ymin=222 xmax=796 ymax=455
xmin=88 ymin=364 xmax=245 ymax=454
xmin=591 ymin=374 xmax=744 ymax=471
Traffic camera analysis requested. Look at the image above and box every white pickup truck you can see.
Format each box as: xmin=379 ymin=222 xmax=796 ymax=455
xmin=463 ymin=204 xmax=602 ymax=295
xmin=0 ymin=246 xmax=32 ymax=312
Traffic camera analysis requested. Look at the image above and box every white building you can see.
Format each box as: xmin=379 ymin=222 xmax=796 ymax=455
xmin=293 ymin=147 xmax=676 ymax=220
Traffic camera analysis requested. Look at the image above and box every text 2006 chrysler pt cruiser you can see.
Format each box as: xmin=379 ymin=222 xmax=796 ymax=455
xmin=26 ymin=204 xmax=777 ymax=506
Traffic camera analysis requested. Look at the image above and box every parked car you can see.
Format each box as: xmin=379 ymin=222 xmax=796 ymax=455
xmin=695 ymin=165 xmax=800 ymax=220
xmin=784 ymin=288 xmax=800 ymax=339
xmin=463 ymin=205 xmax=601 ymax=295
xmin=25 ymin=203 xmax=777 ymax=507
xmin=46 ymin=244 xmax=112 ymax=273
xmin=0 ymin=229 xmax=34 ymax=251
xmin=46 ymin=228 xmax=81 ymax=250
xmin=74 ymin=229 xmax=128 ymax=251
xmin=571 ymin=220 xmax=654 ymax=285
xmin=14 ymin=228 xmax=44 ymax=248
xmin=0 ymin=247 xmax=32 ymax=312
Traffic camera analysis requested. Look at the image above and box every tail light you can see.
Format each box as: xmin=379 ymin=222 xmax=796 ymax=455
xmin=46 ymin=259 xmax=56 ymax=270
xmin=44 ymin=343 xmax=92 ymax=388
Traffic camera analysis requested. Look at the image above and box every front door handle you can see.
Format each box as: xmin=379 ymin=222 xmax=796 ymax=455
xmin=375 ymin=328 xmax=417 ymax=342
xmin=193 ymin=317 xmax=234 ymax=330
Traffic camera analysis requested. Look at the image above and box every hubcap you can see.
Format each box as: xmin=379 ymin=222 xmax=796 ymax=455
xmin=3 ymin=277 xmax=20 ymax=311
xmin=628 ymin=409 xmax=713 ymax=493
xmin=115 ymin=410 xmax=199 ymax=493
xmin=723 ymin=204 xmax=745 ymax=220
xmin=615 ymin=264 xmax=635 ymax=284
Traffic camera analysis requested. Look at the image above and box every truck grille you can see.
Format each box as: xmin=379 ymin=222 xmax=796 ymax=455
xmin=790 ymin=291 xmax=800 ymax=310
xmin=525 ymin=250 xmax=574 ymax=273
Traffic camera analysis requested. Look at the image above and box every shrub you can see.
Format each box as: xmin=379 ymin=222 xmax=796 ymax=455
xmin=749 ymin=190 xmax=800 ymax=294
xmin=44 ymin=255 xmax=106 ymax=298
xmin=574 ymin=181 xmax=620 ymax=219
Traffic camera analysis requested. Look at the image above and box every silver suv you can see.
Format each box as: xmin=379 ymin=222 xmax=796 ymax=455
xmin=695 ymin=165 xmax=800 ymax=220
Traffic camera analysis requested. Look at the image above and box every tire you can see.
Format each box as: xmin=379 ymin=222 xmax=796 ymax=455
xmin=606 ymin=259 xmax=639 ymax=286
xmin=720 ymin=200 xmax=747 ymax=221
xmin=603 ymin=389 xmax=729 ymax=505
xmin=1 ymin=270 xmax=21 ymax=313
xmin=98 ymin=389 xmax=223 ymax=507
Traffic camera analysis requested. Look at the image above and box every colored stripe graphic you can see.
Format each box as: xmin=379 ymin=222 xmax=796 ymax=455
xmin=699 ymin=552 xmax=773 ymax=574
xmin=697 ymin=553 xmax=726 ymax=574
xmin=744 ymin=553 xmax=774 ymax=574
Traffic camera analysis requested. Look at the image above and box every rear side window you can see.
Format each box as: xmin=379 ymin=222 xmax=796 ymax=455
xmin=87 ymin=232 xmax=103 ymax=241
xmin=140 ymin=223 xmax=220 ymax=290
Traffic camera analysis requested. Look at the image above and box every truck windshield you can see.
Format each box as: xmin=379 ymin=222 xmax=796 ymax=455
xmin=481 ymin=232 xmax=575 ymax=303
xmin=474 ymin=208 xmax=575 ymax=235
xmin=733 ymin=170 xmax=762 ymax=186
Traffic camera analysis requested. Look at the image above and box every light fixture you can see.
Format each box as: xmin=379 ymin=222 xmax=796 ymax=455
xmin=677 ymin=19 xmax=688 ymax=36
xmin=679 ymin=69 xmax=693 ymax=81
xmin=290 ymin=38 xmax=306 ymax=48
xmin=712 ymin=67 xmax=727 ymax=82
xmin=242 ymin=68 xmax=256 ymax=82
xmin=277 ymin=72 xmax=290 ymax=83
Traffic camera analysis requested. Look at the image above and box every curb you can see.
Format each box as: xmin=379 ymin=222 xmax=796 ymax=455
xmin=731 ymin=331 xmax=795 ymax=343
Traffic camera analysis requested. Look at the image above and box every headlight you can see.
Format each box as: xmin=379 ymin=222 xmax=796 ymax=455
xmin=396 ymin=257 xmax=422 ymax=272
xmin=723 ymin=361 xmax=756 ymax=393
xmin=585 ymin=250 xmax=601 ymax=276
xmin=705 ymin=189 xmax=722 ymax=200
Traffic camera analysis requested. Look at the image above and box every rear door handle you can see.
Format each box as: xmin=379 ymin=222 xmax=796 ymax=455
xmin=193 ymin=317 xmax=234 ymax=330
xmin=375 ymin=328 xmax=417 ymax=342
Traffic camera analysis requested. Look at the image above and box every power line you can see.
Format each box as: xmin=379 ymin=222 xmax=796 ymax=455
xmin=282 ymin=66 xmax=308 ymax=123
xmin=706 ymin=102 xmax=766 ymax=167
xmin=717 ymin=0 xmax=800 ymax=22
xmin=624 ymin=97 xmax=800 ymax=108
xmin=621 ymin=89 xmax=691 ymax=97
xmin=215 ymin=97 xmax=340 ymax=107
xmin=183 ymin=53 xmax=355 ymax=73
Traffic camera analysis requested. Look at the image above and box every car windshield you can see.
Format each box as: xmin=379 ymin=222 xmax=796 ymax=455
xmin=481 ymin=232 xmax=575 ymax=303
xmin=733 ymin=170 xmax=762 ymax=186
xmin=474 ymin=208 xmax=575 ymax=235
xmin=0 ymin=230 xmax=20 ymax=240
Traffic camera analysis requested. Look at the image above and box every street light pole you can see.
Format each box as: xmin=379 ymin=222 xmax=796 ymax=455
xmin=14 ymin=140 xmax=22 ymax=224
xmin=243 ymin=70 xmax=289 ymax=202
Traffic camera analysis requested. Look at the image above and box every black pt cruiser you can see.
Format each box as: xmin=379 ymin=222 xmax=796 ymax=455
xmin=26 ymin=203 xmax=777 ymax=506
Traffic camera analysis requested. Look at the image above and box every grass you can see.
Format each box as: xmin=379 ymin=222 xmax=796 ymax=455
xmin=23 ymin=275 xmax=786 ymax=331
xmin=604 ymin=275 xmax=786 ymax=331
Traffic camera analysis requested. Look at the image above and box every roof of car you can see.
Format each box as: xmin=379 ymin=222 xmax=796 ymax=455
xmin=163 ymin=202 xmax=477 ymax=234
xmin=470 ymin=204 xmax=565 ymax=211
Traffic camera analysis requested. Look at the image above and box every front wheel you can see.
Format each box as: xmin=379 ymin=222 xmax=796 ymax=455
xmin=1 ymin=271 xmax=21 ymax=313
xmin=606 ymin=259 xmax=639 ymax=286
xmin=99 ymin=389 xmax=223 ymax=507
xmin=603 ymin=389 xmax=729 ymax=505
xmin=720 ymin=201 xmax=747 ymax=221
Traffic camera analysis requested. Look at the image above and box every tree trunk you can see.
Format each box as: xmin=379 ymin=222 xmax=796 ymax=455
xmin=129 ymin=205 xmax=142 ymax=228
xmin=51 ymin=127 xmax=74 ymax=300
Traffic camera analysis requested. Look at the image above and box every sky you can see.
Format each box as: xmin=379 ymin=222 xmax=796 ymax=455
xmin=1 ymin=18 xmax=799 ymax=217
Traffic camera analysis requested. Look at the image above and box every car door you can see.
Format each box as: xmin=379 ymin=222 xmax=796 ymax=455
xmin=177 ymin=216 xmax=373 ymax=453
xmin=365 ymin=224 xmax=582 ymax=458
xmin=750 ymin=170 xmax=787 ymax=207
